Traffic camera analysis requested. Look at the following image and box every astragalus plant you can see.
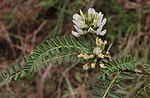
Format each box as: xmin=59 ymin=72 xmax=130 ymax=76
xmin=0 ymin=8 xmax=150 ymax=98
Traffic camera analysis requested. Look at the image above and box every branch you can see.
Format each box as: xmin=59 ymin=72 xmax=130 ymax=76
xmin=123 ymin=70 xmax=150 ymax=76
xmin=102 ymin=72 xmax=120 ymax=98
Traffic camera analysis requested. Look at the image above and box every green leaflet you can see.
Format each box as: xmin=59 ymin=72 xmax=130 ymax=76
xmin=93 ymin=72 xmax=121 ymax=98
xmin=0 ymin=62 xmax=25 ymax=87
xmin=97 ymin=55 xmax=137 ymax=79
xmin=0 ymin=36 xmax=90 ymax=87
xmin=26 ymin=36 xmax=90 ymax=72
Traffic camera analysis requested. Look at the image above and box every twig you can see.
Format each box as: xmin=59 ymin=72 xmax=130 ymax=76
xmin=102 ymin=72 xmax=120 ymax=98
xmin=125 ymin=80 xmax=145 ymax=98
xmin=124 ymin=70 xmax=150 ymax=76
xmin=57 ymin=60 xmax=79 ymax=98
xmin=31 ymin=20 xmax=47 ymax=50
xmin=133 ymin=83 xmax=150 ymax=98
xmin=64 ymin=74 xmax=76 ymax=98
xmin=36 ymin=64 xmax=53 ymax=98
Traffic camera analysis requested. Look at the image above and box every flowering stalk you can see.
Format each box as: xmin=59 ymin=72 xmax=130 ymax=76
xmin=72 ymin=8 xmax=111 ymax=70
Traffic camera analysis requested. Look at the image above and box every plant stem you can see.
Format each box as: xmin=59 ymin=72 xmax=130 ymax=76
xmin=102 ymin=72 xmax=120 ymax=98
xmin=124 ymin=70 xmax=150 ymax=76
xmin=133 ymin=83 xmax=150 ymax=98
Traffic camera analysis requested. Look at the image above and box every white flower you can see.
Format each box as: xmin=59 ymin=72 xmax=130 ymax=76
xmin=91 ymin=63 xmax=96 ymax=69
xmin=98 ymin=53 xmax=104 ymax=58
xmin=88 ymin=8 xmax=96 ymax=21
xmin=93 ymin=47 xmax=102 ymax=55
xmin=71 ymin=31 xmax=81 ymax=37
xmin=83 ymin=63 xmax=89 ymax=70
xmin=73 ymin=14 xmax=82 ymax=21
xmin=96 ymin=14 xmax=107 ymax=36
xmin=94 ymin=37 xmax=108 ymax=57
xmin=72 ymin=8 xmax=107 ymax=37
xmin=96 ymin=37 xmax=103 ymax=46
xmin=74 ymin=25 xmax=83 ymax=34
xmin=88 ymin=27 xmax=94 ymax=33
xmin=72 ymin=13 xmax=87 ymax=29
xmin=97 ymin=29 xmax=106 ymax=36
xmin=72 ymin=20 xmax=85 ymax=28
xmin=97 ymin=14 xmax=104 ymax=27
xmin=79 ymin=9 xmax=85 ymax=21
xmin=88 ymin=8 xmax=96 ymax=15
xmin=99 ymin=63 xmax=105 ymax=68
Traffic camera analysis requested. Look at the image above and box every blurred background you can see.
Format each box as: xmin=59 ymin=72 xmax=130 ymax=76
xmin=0 ymin=0 xmax=150 ymax=98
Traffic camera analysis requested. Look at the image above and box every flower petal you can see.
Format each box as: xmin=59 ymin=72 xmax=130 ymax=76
xmin=73 ymin=20 xmax=87 ymax=28
xmin=79 ymin=9 xmax=85 ymax=21
xmin=88 ymin=8 xmax=96 ymax=15
xmin=96 ymin=27 xmax=102 ymax=35
xmin=101 ymin=18 xmax=107 ymax=26
xmin=73 ymin=14 xmax=82 ymax=21
xmin=97 ymin=12 xmax=102 ymax=18
xmin=74 ymin=25 xmax=83 ymax=33
xmin=100 ymin=30 xmax=106 ymax=36
xmin=72 ymin=20 xmax=82 ymax=27
xmin=97 ymin=25 xmax=103 ymax=33
xmin=71 ymin=31 xmax=81 ymax=37
xmin=88 ymin=8 xmax=96 ymax=21
xmin=97 ymin=14 xmax=104 ymax=26
xmin=83 ymin=64 xmax=89 ymax=70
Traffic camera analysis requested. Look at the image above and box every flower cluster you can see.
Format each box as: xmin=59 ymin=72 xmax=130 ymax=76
xmin=78 ymin=53 xmax=94 ymax=60
xmin=93 ymin=37 xmax=109 ymax=58
xmin=72 ymin=8 xmax=107 ymax=37
xmin=72 ymin=8 xmax=111 ymax=70
xmin=78 ymin=37 xmax=111 ymax=70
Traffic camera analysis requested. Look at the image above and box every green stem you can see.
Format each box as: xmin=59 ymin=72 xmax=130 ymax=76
xmin=102 ymin=72 xmax=120 ymax=98
xmin=133 ymin=83 xmax=150 ymax=98
xmin=124 ymin=70 xmax=150 ymax=76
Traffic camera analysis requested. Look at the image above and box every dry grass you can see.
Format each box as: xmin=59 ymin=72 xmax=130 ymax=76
xmin=0 ymin=0 xmax=150 ymax=98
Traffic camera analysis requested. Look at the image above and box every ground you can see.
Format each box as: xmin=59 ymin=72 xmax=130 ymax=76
xmin=0 ymin=0 xmax=150 ymax=98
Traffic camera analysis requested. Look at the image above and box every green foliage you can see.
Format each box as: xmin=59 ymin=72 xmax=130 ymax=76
xmin=0 ymin=62 xmax=25 ymax=87
xmin=97 ymin=55 xmax=137 ymax=79
xmin=133 ymin=83 xmax=150 ymax=98
xmin=92 ymin=56 xmax=139 ymax=98
xmin=92 ymin=55 xmax=149 ymax=98
xmin=92 ymin=72 xmax=122 ymax=98
xmin=145 ymin=64 xmax=150 ymax=73
xmin=24 ymin=36 xmax=90 ymax=72
xmin=0 ymin=36 xmax=90 ymax=87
